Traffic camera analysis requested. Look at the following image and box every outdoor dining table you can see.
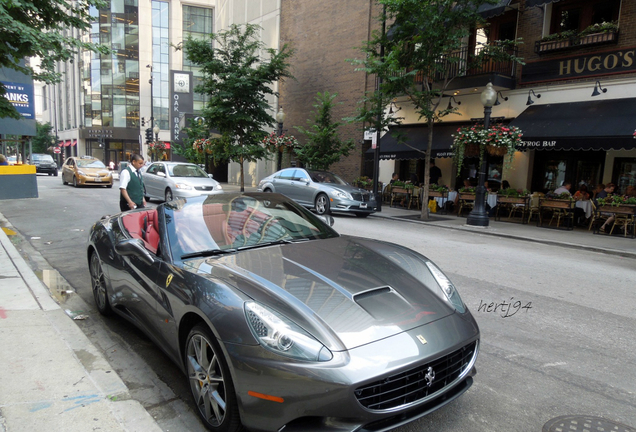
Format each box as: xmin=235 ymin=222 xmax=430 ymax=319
xmin=433 ymin=190 xmax=457 ymax=214
xmin=575 ymin=200 xmax=593 ymax=219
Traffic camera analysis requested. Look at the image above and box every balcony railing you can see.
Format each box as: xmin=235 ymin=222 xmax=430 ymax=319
xmin=534 ymin=29 xmax=619 ymax=55
xmin=405 ymin=45 xmax=518 ymax=85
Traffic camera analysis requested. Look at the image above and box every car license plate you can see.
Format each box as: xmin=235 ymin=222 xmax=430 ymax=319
xmin=95 ymin=177 xmax=101 ymax=182
xmin=360 ymin=203 xmax=367 ymax=209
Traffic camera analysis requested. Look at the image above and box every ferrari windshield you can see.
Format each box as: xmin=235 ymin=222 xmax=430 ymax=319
xmin=164 ymin=193 xmax=339 ymax=261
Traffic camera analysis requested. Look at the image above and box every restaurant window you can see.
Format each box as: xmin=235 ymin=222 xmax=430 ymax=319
xmin=531 ymin=151 xmax=604 ymax=193
xmin=550 ymin=0 xmax=620 ymax=34
xmin=613 ymin=158 xmax=636 ymax=195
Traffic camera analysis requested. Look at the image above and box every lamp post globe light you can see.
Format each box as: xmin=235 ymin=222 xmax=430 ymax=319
xmin=467 ymin=82 xmax=497 ymax=227
xmin=276 ymin=107 xmax=285 ymax=136
xmin=153 ymin=124 xmax=160 ymax=141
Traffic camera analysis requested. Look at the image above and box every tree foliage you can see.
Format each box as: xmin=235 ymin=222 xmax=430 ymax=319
xmin=32 ymin=121 xmax=55 ymax=153
xmin=183 ymin=23 xmax=294 ymax=190
xmin=0 ymin=0 xmax=109 ymax=118
xmin=294 ymin=91 xmax=355 ymax=171
xmin=353 ymin=0 xmax=523 ymax=218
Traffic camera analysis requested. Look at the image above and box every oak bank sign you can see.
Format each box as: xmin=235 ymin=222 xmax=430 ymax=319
xmin=521 ymin=46 xmax=636 ymax=84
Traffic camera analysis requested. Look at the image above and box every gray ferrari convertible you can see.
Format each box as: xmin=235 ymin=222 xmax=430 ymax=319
xmin=87 ymin=192 xmax=479 ymax=432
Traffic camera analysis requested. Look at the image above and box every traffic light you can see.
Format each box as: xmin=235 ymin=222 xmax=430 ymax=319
xmin=141 ymin=117 xmax=145 ymax=127
xmin=145 ymin=128 xmax=153 ymax=143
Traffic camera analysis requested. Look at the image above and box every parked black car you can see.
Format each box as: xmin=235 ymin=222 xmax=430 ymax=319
xmin=30 ymin=153 xmax=58 ymax=176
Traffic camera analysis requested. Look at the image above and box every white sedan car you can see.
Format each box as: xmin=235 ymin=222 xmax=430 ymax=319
xmin=142 ymin=161 xmax=222 ymax=202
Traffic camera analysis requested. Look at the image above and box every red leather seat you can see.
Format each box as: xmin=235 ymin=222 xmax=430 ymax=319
xmin=121 ymin=210 xmax=160 ymax=254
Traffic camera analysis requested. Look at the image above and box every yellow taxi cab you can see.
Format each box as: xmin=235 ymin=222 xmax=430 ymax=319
xmin=62 ymin=156 xmax=113 ymax=188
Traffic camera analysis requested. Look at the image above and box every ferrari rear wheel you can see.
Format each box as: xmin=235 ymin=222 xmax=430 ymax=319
xmin=89 ymin=252 xmax=112 ymax=316
xmin=186 ymin=324 xmax=243 ymax=432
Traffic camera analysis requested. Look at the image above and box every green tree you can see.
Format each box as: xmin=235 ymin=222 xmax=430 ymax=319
xmin=174 ymin=117 xmax=211 ymax=166
xmin=0 ymin=0 xmax=109 ymax=118
xmin=183 ymin=23 xmax=294 ymax=191
xmin=353 ymin=0 xmax=522 ymax=219
xmin=294 ymin=91 xmax=355 ymax=171
xmin=32 ymin=121 xmax=56 ymax=153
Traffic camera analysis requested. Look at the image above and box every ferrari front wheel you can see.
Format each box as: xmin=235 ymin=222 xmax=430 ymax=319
xmin=89 ymin=252 xmax=112 ymax=316
xmin=185 ymin=324 xmax=243 ymax=432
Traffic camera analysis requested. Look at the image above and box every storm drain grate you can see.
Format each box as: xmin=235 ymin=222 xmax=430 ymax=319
xmin=543 ymin=415 xmax=636 ymax=432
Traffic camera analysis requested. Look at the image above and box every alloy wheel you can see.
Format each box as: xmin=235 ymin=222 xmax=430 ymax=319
xmin=165 ymin=188 xmax=173 ymax=202
xmin=315 ymin=194 xmax=330 ymax=215
xmin=186 ymin=326 xmax=241 ymax=431
xmin=89 ymin=252 xmax=111 ymax=315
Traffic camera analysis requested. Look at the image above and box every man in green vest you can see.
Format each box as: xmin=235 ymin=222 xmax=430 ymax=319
xmin=119 ymin=154 xmax=147 ymax=211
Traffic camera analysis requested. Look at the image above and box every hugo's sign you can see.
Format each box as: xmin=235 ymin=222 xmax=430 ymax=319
xmin=521 ymin=47 xmax=636 ymax=83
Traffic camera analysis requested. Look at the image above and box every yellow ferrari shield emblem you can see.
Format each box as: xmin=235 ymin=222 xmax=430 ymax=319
xmin=166 ymin=274 xmax=174 ymax=288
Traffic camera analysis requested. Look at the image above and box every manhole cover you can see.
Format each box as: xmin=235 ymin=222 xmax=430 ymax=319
xmin=543 ymin=415 xmax=636 ymax=432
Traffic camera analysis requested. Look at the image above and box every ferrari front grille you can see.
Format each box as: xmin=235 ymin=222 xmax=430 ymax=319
xmin=355 ymin=340 xmax=477 ymax=411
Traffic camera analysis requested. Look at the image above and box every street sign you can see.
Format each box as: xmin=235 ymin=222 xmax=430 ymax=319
xmin=54 ymin=147 xmax=61 ymax=154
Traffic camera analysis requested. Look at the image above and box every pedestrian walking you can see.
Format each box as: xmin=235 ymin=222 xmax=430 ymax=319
xmin=119 ymin=154 xmax=146 ymax=212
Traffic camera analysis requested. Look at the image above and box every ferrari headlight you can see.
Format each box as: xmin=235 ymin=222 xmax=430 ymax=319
xmin=425 ymin=262 xmax=466 ymax=313
xmin=175 ymin=183 xmax=193 ymax=190
xmin=332 ymin=190 xmax=352 ymax=200
xmin=245 ymin=302 xmax=332 ymax=362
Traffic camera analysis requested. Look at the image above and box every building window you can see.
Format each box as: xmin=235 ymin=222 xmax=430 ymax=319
xmin=152 ymin=1 xmax=170 ymax=130
xmin=550 ymin=0 xmax=620 ymax=34
xmin=183 ymin=5 xmax=213 ymax=114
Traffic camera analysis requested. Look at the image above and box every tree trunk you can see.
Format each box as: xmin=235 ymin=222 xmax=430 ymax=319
xmin=239 ymin=155 xmax=245 ymax=192
xmin=420 ymin=118 xmax=434 ymax=220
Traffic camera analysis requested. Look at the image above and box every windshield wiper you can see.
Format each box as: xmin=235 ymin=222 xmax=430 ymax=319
xmin=237 ymin=238 xmax=310 ymax=252
xmin=181 ymin=248 xmax=237 ymax=259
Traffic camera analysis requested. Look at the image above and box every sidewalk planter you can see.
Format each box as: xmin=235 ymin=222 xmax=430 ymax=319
xmin=597 ymin=204 xmax=636 ymax=214
xmin=428 ymin=190 xmax=446 ymax=198
xmin=497 ymin=196 xmax=528 ymax=205
xmin=459 ymin=193 xmax=476 ymax=201
xmin=540 ymin=198 xmax=573 ymax=209
xmin=0 ymin=165 xmax=38 ymax=200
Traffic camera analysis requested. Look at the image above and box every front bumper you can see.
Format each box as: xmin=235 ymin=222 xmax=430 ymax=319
xmin=35 ymin=165 xmax=58 ymax=174
xmin=224 ymin=312 xmax=479 ymax=432
xmin=331 ymin=197 xmax=377 ymax=214
xmin=77 ymin=174 xmax=113 ymax=185
xmin=173 ymin=187 xmax=223 ymax=198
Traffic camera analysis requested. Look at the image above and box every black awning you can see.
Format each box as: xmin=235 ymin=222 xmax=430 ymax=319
xmin=365 ymin=122 xmax=469 ymax=160
xmin=525 ymin=0 xmax=561 ymax=8
xmin=510 ymin=98 xmax=636 ymax=151
xmin=478 ymin=0 xmax=512 ymax=19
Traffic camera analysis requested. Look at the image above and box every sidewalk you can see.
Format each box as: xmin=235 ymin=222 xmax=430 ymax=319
xmin=371 ymin=204 xmax=636 ymax=259
xmin=0 ymin=225 xmax=162 ymax=432
xmin=0 ymin=187 xmax=633 ymax=431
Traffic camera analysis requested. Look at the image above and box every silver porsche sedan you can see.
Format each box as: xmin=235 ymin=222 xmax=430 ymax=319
xmin=87 ymin=192 xmax=479 ymax=432
xmin=258 ymin=168 xmax=377 ymax=217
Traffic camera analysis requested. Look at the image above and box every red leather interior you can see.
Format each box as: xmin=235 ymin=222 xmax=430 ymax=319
xmin=121 ymin=210 xmax=160 ymax=254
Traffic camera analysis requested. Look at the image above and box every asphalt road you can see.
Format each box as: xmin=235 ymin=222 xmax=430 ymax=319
xmin=2 ymin=174 xmax=635 ymax=432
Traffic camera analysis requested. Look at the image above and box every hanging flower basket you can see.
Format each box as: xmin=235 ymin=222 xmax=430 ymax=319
xmin=486 ymin=144 xmax=508 ymax=157
xmin=451 ymin=124 xmax=523 ymax=173
xmin=262 ymin=131 xmax=299 ymax=153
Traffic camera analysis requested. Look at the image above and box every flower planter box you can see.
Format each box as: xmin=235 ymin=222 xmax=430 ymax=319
xmin=498 ymin=196 xmax=528 ymax=205
xmin=486 ymin=144 xmax=508 ymax=157
xmin=579 ymin=31 xmax=617 ymax=45
xmin=428 ymin=190 xmax=447 ymax=198
xmin=459 ymin=193 xmax=475 ymax=201
xmin=540 ymin=198 xmax=574 ymax=209
xmin=536 ymin=39 xmax=572 ymax=54
xmin=392 ymin=187 xmax=410 ymax=194
xmin=598 ymin=204 xmax=636 ymax=215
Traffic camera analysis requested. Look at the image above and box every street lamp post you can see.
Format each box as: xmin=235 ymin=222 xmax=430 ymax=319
xmin=467 ymin=82 xmax=497 ymax=227
xmin=276 ymin=107 xmax=286 ymax=170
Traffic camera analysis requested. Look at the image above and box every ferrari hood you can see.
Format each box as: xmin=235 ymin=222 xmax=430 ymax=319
xmin=189 ymin=236 xmax=457 ymax=350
